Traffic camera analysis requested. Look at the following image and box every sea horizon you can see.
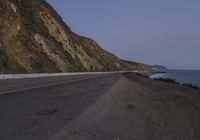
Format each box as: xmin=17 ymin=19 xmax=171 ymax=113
xmin=150 ymin=69 xmax=200 ymax=87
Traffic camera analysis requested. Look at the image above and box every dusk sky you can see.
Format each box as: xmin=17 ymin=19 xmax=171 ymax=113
xmin=48 ymin=0 xmax=200 ymax=70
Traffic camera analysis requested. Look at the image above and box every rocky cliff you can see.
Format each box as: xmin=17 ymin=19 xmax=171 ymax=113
xmin=0 ymin=0 xmax=165 ymax=74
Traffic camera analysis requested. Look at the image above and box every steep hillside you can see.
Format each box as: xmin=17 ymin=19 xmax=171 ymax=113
xmin=0 ymin=0 xmax=165 ymax=73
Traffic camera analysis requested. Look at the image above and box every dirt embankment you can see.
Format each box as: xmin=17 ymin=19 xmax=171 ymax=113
xmin=52 ymin=73 xmax=200 ymax=140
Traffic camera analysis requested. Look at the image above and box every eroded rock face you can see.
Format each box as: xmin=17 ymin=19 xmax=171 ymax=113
xmin=0 ymin=0 xmax=162 ymax=73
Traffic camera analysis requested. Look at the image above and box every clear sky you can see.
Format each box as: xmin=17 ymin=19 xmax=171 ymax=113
xmin=48 ymin=0 xmax=200 ymax=70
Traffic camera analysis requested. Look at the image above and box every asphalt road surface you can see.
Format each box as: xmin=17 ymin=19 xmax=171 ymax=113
xmin=0 ymin=73 xmax=200 ymax=140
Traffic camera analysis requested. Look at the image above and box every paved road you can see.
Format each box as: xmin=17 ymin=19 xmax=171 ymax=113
xmin=0 ymin=73 xmax=200 ymax=140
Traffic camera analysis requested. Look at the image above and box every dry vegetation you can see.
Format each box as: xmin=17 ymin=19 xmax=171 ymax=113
xmin=155 ymin=78 xmax=200 ymax=89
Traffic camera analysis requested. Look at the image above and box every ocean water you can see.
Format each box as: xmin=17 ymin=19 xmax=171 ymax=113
xmin=149 ymin=70 xmax=200 ymax=87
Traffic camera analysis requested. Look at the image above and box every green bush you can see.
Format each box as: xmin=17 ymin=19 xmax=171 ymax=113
xmin=156 ymin=78 xmax=177 ymax=83
xmin=182 ymin=83 xmax=200 ymax=89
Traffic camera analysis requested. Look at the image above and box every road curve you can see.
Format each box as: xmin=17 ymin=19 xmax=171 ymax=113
xmin=0 ymin=73 xmax=200 ymax=140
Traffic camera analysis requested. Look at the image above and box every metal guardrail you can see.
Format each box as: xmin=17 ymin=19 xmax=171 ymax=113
xmin=0 ymin=71 xmax=132 ymax=80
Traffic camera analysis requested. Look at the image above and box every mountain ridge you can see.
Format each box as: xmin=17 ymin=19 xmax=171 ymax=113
xmin=0 ymin=0 xmax=166 ymax=74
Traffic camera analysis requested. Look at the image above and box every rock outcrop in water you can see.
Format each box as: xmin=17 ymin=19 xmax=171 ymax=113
xmin=0 ymin=0 xmax=166 ymax=73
